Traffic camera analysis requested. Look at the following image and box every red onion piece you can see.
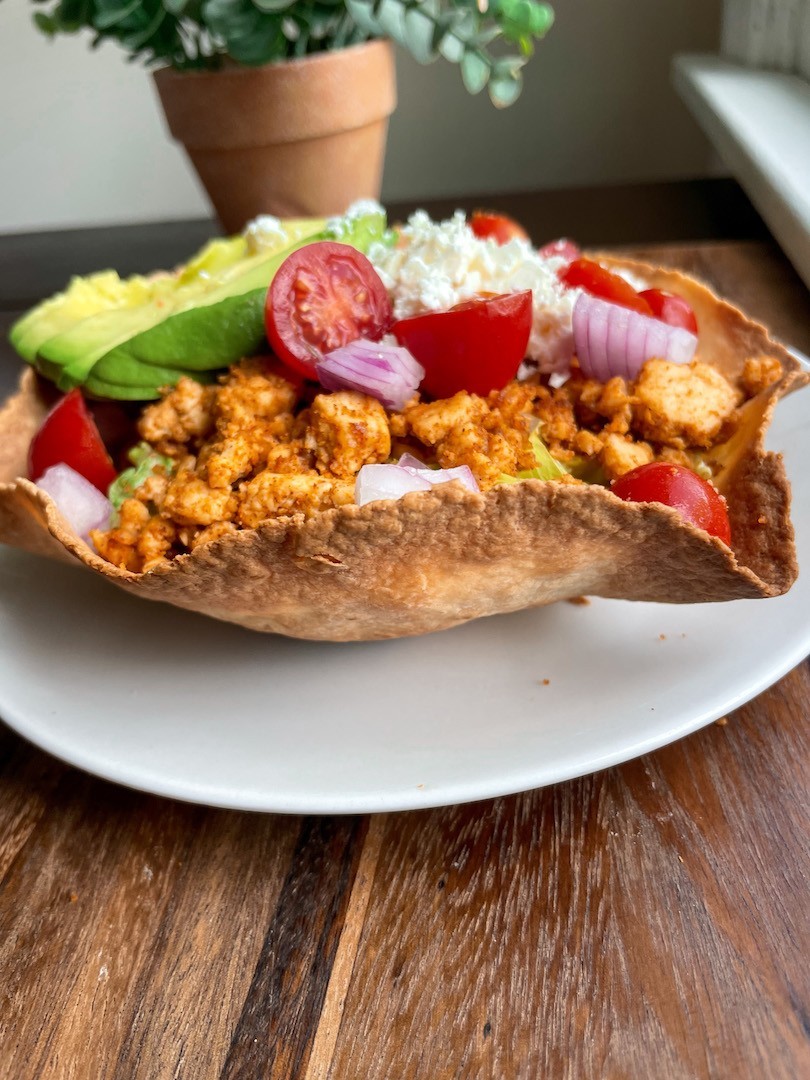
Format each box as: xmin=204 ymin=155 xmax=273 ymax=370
xmin=315 ymin=338 xmax=425 ymax=411
xmin=355 ymin=464 xmax=432 ymax=506
xmin=573 ymin=292 xmax=698 ymax=382
xmin=355 ymin=458 xmax=481 ymax=506
xmin=397 ymin=454 xmax=480 ymax=493
xmin=35 ymin=463 xmax=113 ymax=544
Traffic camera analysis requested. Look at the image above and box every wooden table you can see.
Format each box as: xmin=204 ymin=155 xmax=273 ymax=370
xmin=1 ymin=183 xmax=808 ymax=1079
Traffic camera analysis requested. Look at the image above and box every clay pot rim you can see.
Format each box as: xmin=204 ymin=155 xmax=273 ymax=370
xmin=153 ymin=38 xmax=397 ymax=148
xmin=152 ymin=37 xmax=391 ymax=86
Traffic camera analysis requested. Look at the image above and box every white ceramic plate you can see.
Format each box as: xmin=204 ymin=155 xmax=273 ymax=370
xmin=1 ymin=378 xmax=808 ymax=814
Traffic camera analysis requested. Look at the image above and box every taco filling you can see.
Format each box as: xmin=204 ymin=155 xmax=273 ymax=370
xmin=89 ymin=349 xmax=776 ymax=573
xmin=1 ymin=204 xmax=806 ymax=640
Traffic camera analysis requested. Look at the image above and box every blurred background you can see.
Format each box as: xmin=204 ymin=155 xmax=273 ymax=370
xmin=0 ymin=1 xmax=722 ymax=233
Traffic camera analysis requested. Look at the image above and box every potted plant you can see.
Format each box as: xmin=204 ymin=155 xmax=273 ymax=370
xmin=30 ymin=1 xmax=555 ymax=231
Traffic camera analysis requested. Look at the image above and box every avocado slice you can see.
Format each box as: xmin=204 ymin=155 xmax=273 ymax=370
xmin=31 ymin=217 xmax=327 ymax=395
xmin=41 ymin=236 xmax=316 ymax=397
xmin=13 ymin=207 xmax=387 ymax=401
xmin=10 ymin=271 xmax=161 ymax=363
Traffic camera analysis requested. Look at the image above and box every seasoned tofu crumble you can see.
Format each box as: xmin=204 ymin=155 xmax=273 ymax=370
xmin=91 ymin=353 xmax=766 ymax=573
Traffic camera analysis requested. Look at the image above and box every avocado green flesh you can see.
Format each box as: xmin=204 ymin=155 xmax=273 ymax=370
xmin=175 ymin=236 xmax=247 ymax=285
xmin=41 ymin=306 xmax=180 ymax=390
xmin=10 ymin=271 xmax=157 ymax=362
xmin=16 ymin=217 xmax=336 ymax=397
xmin=88 ymin=352 xmax=195 ymax=390
xmin=71 ymin=237 xmax=319 ymax=393
xmin=14 ymin=209 xmax=386 ymax=401
xmin=95 ymin=290 xmax=267 ymax=378
xmin=38 ymin=229 xmax=327 ymax=392
xmin=83 ymin=372 xmax=213 ymax=401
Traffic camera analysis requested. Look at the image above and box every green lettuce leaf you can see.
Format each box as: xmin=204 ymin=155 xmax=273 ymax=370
xmin=108 ymin=443 xmax=174 ymax=511
xmin=498 ymin=427 xmax=570 ymax=484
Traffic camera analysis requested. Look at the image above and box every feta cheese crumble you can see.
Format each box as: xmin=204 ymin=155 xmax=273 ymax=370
xmin=368 ymin=211 xmax=580 ymax=375
xmin=243 ymin=215 xmax=287 ymax=254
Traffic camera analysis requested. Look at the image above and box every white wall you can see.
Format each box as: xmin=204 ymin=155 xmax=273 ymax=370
xmin=0 ymin=2 xmax=720 ymax=233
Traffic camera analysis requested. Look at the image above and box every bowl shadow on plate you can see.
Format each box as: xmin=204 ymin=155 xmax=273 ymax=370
xmin=0 ymin=545 xmax=565 ymax=673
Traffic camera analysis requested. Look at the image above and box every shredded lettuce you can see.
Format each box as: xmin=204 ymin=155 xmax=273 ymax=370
xmin=564 ymin=455 xmax=608 ymax=486
xmin=108 ymin=442 xmax=174 ymax=510
xmin=498 ymin=428 xmax=570 ymax=484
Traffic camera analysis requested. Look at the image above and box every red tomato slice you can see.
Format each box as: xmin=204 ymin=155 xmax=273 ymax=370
xmin=470 ymin=211 xmax=529 ymax=245
xmin=28 ymin=388 xmax=117 ymax=493
xmin=392 ymin=291 xmax=532 ymax=400
xmin=638 ymin=288 xmax=698 ymax=333
xmin=560 ymin=258 xmax=654 ymax=317
xmin=611 ymin=462 xmax=730 ymax=544
xmin=265 ymin=242 xmax=393 ymax=379
xmin=538 ymin=238 xmax=580 ymax=264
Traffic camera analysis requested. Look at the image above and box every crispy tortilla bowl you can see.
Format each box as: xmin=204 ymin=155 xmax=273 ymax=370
xmin=0 ymin=256 xmax=807 ymax=642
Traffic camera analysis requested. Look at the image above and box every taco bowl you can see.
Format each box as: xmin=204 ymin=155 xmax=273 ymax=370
xmin=0 ymin=254 xmax=806 ymax=642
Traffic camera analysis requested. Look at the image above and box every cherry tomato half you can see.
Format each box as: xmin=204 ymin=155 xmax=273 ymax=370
xmin=612 ymin=462 xmax=731 ymax=544
xmin=538 ymin=238 xmax=580 ymax=264
xmin=392 ymin=291 xmax=532 ymax=400
xmin=470 ymin=211 xmax=529 ymax=245
xmin=265 ymin=242 xmax=393 ymax=379
xmin=28 ymin=388 xmax=117 ymax=493
xmin=560 ymin=258 xmax=654 ymax=317
xmin=638 ymin=288 xmax=698 ymax=334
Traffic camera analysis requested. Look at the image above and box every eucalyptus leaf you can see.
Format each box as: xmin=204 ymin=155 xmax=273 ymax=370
xmin=33 ymin=11 xmax=59 ymax=33
xmin=163 ymin=0 xmax=195 ymax=14
xmin=57 ymin=0 xmax=94 ymax=27
xmin=488 ymin=68 xmax=522 ymax=107
xmin=430 ymin=11 xmax=455 ymax=52
xmin=27 ymin=0 xmax=555 ymax=104
xmin=402 ymin=8 xmax=437 ymax=63
xmin=438 ymin=31 xmax=464 ymax=64
xmin=372 ymin=0 xmax=405 ymax=42
xmin=460 ymin=48 xmax=489 ymax=94
xmin=343 ymin=0 xmax=378 ymax=36
xmin=119 ymin=6 xmax=168 ymax=50
xmin=251 ymin=0 xmax=297 ymax=12
xmin=93 ymin=0 xmax=142 ymax=31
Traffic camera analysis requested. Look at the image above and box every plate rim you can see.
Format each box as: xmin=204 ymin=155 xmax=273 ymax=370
xmin=1 ymin=618 xmax=808 ymax=814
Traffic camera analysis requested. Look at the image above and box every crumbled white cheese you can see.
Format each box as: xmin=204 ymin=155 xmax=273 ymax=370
xmin=344 ymin=198 xmax=386 ymax=220
xmin=368 ymin=211 xmax=579 ymax=374
xmin=243 ymin=215 xmax=287 ymax=254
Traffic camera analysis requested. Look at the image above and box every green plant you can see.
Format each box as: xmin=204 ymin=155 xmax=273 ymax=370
xmin=30 ymin=0 xmax=554 ymax=105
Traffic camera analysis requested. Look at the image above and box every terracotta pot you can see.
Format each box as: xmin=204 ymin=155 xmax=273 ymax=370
xmin=153 ymin=40 xmax=396 ymax=233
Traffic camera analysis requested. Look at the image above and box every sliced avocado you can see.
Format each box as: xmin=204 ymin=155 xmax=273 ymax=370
xmin=83 ymin=371 xmax=214 ymax=401
xmin=14 ymin=216 xmax=329 ymax=394
xmin=42 ymin=306 xmax=178 ymax=390
xmin=14 ymin=208 xmax=386 ymax=400
xmin=10 ymin=271 xmax=160 ymax=362
xmin=176 ymin=236 xmax=248 ymax=285
xmin=38 ymin=217 xmax=326 ymax=389
xmin=41 ymin=233 xmax=320 ymax=394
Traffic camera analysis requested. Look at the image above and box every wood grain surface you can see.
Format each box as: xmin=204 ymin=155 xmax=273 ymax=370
xmin=1 ymin=189 xmax=809 ymax=1079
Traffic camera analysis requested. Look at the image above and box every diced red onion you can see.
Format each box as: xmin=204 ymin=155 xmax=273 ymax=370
xmin=397 ymin=452 xmax=431 ymax=472
xmin=573 ymin=292 xmax=698 ymax=382
xmin=315 ymin=338 xmax=425 ymax=411
xmin=397 ymin=453 xmax=480 ymax=493
xmin=355 ymin=457 xmax=480 ymax=506
xmin=35 ymin=463 xmax=113 ymax=543
xmin=355 ymin=464 xmax=432 ymax=506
